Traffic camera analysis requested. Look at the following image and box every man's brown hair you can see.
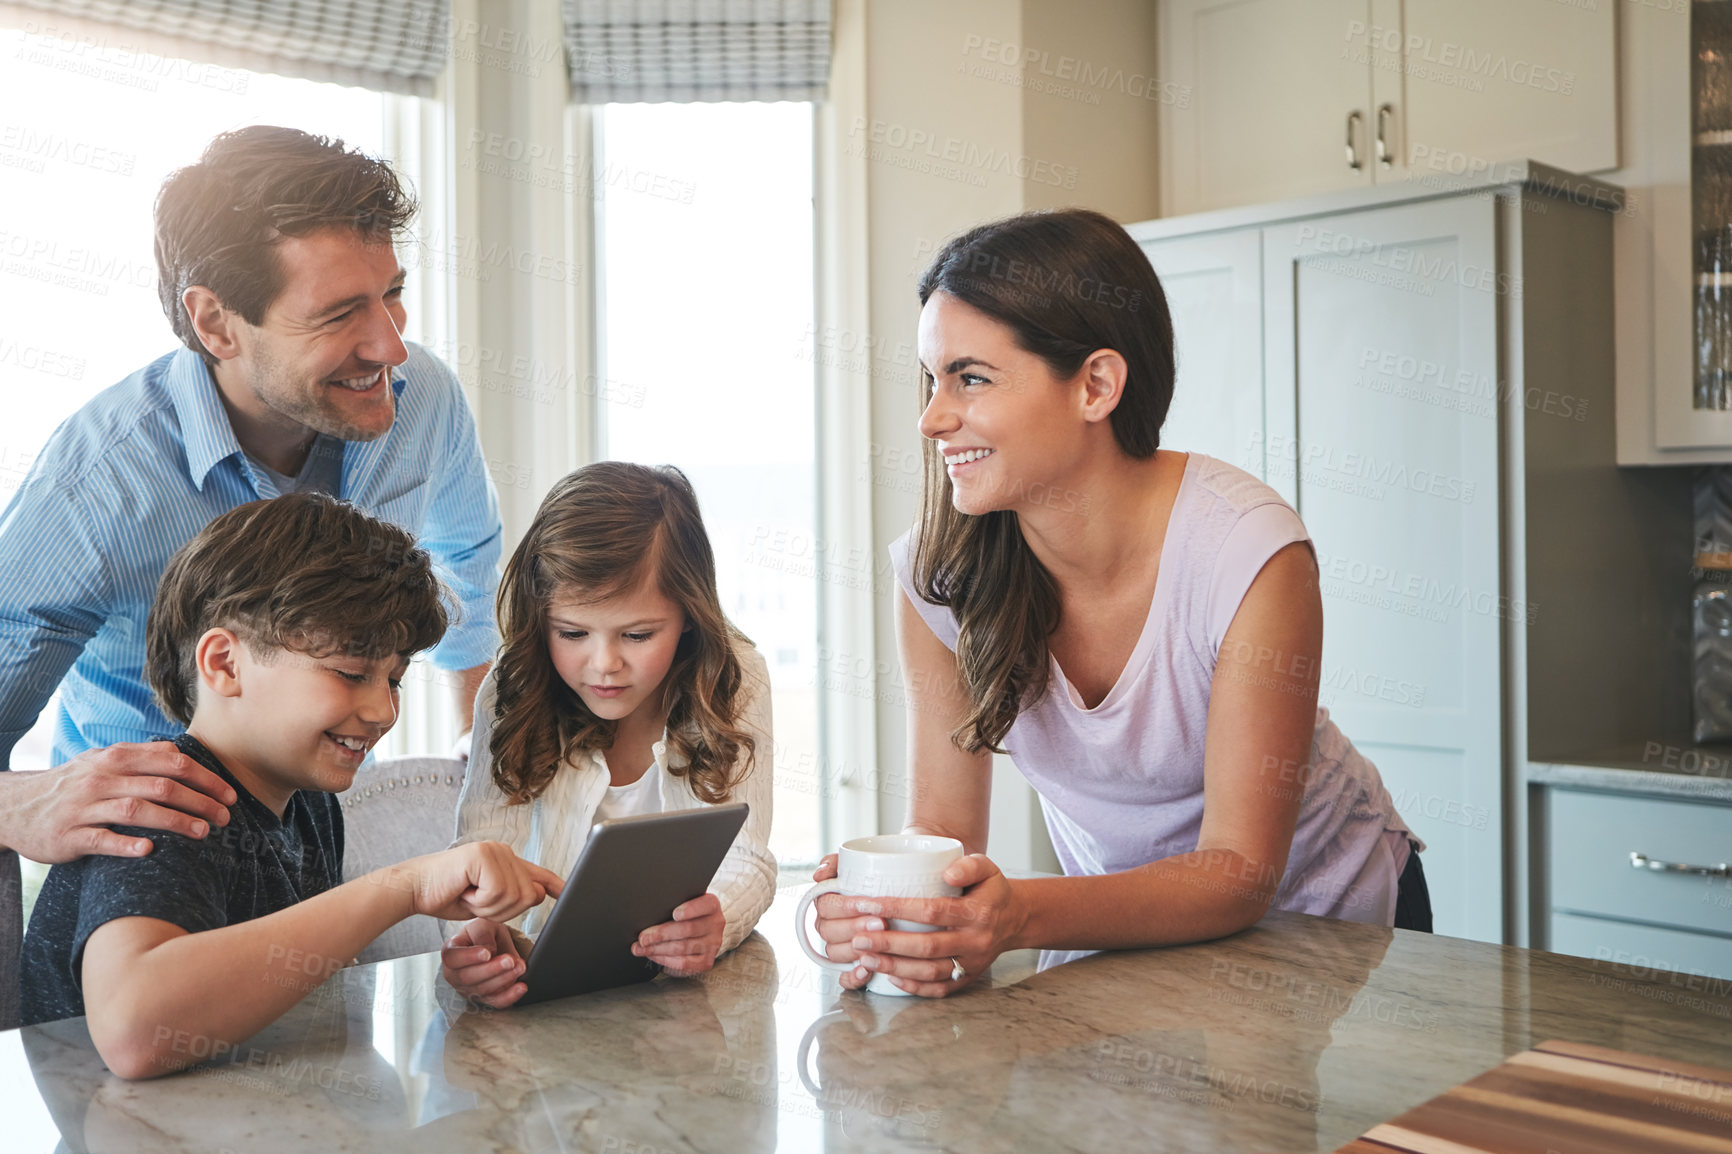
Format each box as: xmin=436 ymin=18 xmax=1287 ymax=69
xmin=154 ymin=125 xmax=417 ymax=362
xmin=145 ymin=493 xmax=451 ymax=724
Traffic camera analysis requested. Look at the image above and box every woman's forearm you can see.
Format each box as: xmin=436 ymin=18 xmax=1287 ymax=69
xmin=1008 ymin=848 xmax=1279 ymax=952
xmin=902 ymin=820 xmax=987 ymax=857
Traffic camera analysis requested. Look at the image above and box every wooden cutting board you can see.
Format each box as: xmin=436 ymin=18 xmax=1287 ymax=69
xmin=1337 ymin=1040 xmax=1732 ymax=1153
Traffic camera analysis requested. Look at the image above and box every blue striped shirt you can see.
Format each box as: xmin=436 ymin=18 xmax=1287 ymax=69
xmin=0 ymin=343 xmax=503 ymax=766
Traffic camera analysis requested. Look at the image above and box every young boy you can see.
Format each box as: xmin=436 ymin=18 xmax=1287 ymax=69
xmin=19 ymin=493 xmax=561 ymax=1078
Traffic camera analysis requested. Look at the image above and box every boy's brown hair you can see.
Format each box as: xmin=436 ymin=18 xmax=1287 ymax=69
xmin=145 ymin=493 xmax=451 ymax=724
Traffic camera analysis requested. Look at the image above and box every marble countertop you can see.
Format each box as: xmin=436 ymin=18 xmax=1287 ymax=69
xmin=7 ymin=886 xmax=1732 ymax=1153
xmin=1527 ymin=745 xmax=1732 ymax=803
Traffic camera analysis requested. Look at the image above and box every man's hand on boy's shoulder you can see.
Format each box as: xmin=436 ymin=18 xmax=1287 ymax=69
xmin=0 ymin=741 xmax=237 ymax=863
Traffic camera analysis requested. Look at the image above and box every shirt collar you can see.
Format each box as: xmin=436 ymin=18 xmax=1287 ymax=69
xmin=166 ymin=349 xmax=244 ymax=492
xmin=173 ymin=732 xmax=283 ymax=830
xmin=166 ymin=347 xmax=410 ymax=493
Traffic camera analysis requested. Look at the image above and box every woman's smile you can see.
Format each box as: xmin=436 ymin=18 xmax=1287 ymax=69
xmin=942 ymin=446 xmax=995 ymax=475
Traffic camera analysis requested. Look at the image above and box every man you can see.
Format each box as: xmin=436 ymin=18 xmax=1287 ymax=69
xmin=0 ymin=126 xmax=500 ymax=871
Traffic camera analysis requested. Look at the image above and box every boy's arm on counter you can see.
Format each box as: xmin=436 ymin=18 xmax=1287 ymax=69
xmin=80 ymin=842 xmax=563 ymax=1079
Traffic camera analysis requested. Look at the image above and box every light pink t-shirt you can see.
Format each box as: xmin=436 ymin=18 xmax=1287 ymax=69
xmin=891 ymin=453 xmax=1417 ymax=926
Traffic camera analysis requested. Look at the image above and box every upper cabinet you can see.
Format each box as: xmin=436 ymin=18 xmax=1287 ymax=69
xmin=1159 ymin=0 xmax=1619 ymax=217
xmin=1397 ymin=0 xmax=1618 ymax=178
xmin=1160 ymin=0 xmax=1375 ymax=212
xmin=1618 ymin=3 xmax=1732 ymax=462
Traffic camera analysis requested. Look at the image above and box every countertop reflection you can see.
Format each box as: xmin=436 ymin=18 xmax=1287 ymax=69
xmin=5 ymin=885 xmax=1732 ymax=1152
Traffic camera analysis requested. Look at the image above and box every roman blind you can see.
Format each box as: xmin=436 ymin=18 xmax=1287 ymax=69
xmin=561 ymin=0 xmax=831 ymax=104
xmin=0 ymin=0 xmax=450 ymax=96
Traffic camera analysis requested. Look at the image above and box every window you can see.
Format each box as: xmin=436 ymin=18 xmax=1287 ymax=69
xmin=0 ymin=28 xmax=400 ymax=772
xmin=595 ymin=101 xmax=821 ymax=870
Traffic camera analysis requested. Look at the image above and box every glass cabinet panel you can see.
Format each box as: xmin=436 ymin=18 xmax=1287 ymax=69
xmin=1695 ymin=1 xmax=1732 ymax=409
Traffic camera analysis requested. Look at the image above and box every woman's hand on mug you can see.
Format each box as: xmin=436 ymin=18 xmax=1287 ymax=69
xmin=842 ymin=853 xmax=1024 ymax=997
xmin=810 ymin=852 xmax=874 ymax=970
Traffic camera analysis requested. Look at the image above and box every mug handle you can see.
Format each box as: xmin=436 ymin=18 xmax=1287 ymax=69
xmin=794 ymin=880 xmax=853 ymax=970
xmin=795 ymin=1008 xmax=850 ymax=1096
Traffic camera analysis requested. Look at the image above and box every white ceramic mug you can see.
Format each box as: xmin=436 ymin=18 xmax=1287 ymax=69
xmin=795 ymin=834 xmax=964 ymax=996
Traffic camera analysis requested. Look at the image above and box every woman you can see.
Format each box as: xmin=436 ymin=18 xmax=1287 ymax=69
xmin=812 ymin=209 xmax=1426 ymax=998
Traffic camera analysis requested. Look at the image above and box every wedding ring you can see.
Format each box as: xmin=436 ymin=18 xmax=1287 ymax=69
xmin=950 ymin=957 xmax=967 ymax=982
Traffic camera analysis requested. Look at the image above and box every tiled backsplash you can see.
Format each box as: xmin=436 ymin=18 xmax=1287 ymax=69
xmin=1693 ymin=468 xmax=1732 ymax=741
xmin=1696 ymin=467 xmax=1732 ymax=560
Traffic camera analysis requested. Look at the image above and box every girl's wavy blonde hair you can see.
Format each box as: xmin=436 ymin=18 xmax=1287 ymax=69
xmin=489 ymin=462 xmax=755 ymax=805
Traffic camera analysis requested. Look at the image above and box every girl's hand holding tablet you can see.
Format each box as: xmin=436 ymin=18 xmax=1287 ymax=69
xmin=630 ymin=892 xmax=726 ymax=975
xmin=442 ymin=917 xmax=530 ymax=1008
xmin=442 ymin=888 xmax=727 ymax=1006
xmin=443 ymin=894 xmax=725 ymax=1007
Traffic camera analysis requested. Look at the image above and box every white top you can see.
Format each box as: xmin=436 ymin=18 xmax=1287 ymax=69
xmin=891 ymin=453 xmax=1417 ymax=926
xmin=592 ymin=763 xmax=666 ymax=824
xmin=451 ymin=645 xmax=777 ymax=953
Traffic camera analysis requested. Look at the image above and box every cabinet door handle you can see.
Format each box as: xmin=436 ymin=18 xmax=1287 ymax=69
xmin=1346 ymin=110 xmax=1364 ymax=170
xmin=1375 ymin=103 xmax=1395 ymax=168
xmin=1630 ymin=851 xmax=1731 ymax=878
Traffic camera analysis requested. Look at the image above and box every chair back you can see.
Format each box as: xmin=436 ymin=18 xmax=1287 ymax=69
xmin=1 ymin=849 xmax=19 ymax=1031
xmin=341 ymin=757 xmax=465 ymax=964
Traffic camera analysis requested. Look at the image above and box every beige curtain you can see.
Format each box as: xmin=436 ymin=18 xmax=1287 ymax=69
xmin=562 ymin=0 xmax=832 ymax=104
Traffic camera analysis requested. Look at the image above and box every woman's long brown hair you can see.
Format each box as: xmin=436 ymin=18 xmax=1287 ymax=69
xmin=911 ymin=209 xmax=1177 ymax=753
xmin=489 ymin=462 xmax=755 ymax=804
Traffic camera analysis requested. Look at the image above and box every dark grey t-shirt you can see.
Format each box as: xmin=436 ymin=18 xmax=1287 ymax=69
xmin=19 ymin=734 xmax=344 ymax=1026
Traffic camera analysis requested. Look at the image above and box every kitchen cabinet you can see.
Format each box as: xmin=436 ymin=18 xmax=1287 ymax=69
xmin=1159 ymin=0 xmax=1617 ymax=217
xmin=1159 ymin=0 xmax=1375 ymax=214
xmin=1397 ymin=1 xmax=1618 ymax=181
xmin=1543 ymin=787 xmax=1732 ymax=981
xmin=1141 ymin=230 xmax=1265 ymax=470
xmin=1130 ymin=161 xmax=1631 ymax=945
xmin=1263 ymin=196 xmax=1503 ymax=942
xmin=1618 ymin=3 xmax=1732 ymax=461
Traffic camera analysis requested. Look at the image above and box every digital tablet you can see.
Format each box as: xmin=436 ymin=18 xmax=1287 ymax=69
xmin=516 ymin=802 xmax=749 ymax=1006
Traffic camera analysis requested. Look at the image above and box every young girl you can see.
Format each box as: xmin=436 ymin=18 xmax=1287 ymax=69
xmin=441 ymin=462 xmax=775 ymax=1007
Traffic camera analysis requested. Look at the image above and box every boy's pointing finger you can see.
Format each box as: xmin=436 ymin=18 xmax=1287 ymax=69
xmin=531 ymin=864 xmax=564 ymax=898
